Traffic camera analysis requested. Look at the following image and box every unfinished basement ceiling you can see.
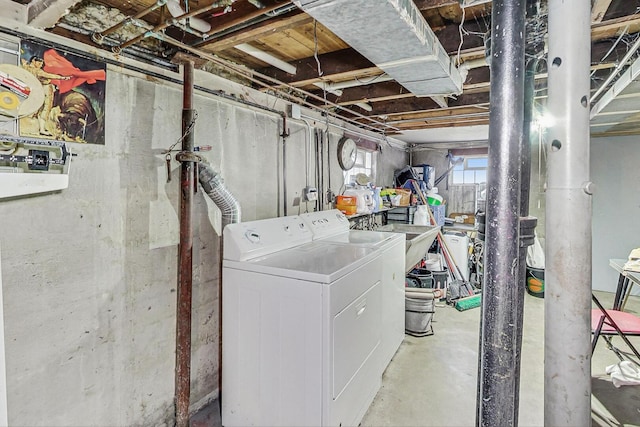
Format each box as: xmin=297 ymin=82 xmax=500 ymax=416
xmin=4 ymin=0 xmax=640 ymax=143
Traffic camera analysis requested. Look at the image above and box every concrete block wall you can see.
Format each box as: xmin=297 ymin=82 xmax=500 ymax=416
xmin=0 ymin=38 xmax=408 ymax=425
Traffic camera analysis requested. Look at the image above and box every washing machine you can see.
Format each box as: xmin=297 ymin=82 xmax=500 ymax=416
xmin=222 ymin=215 xmax=384 ymax=427
xmin=300 ymin=210 xmax=406 ymax=370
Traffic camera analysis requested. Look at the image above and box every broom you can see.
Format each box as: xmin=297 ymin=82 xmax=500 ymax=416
xmin=454 ymin=294 xmax=482 ymax=311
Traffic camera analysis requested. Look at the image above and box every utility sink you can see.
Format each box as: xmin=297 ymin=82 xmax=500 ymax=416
xmin=378 ymin=223 xmax=440 ymax=273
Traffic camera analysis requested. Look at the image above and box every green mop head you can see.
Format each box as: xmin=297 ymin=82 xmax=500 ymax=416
xmin=455 ymin=294 xmax=482 ymax=311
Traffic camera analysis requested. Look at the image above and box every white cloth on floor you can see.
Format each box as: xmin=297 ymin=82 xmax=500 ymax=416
xmin=605 ymin=361 xmax=640 ymax=387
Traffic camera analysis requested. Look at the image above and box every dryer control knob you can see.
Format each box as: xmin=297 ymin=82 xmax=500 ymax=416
xmin=245 ymin=230 xmax=260 ymax=243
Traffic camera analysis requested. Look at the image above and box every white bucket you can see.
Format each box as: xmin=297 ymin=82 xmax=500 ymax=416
xmin=405 ymin=296 xmax=435 ymax=337
xmin=424 ymin=253 xmax=443 ymax=270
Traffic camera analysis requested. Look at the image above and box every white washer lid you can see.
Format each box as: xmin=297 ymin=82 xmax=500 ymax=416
xmin=223 ymin=242 xmax=377 ymax=283
xmin=320 ymin=230 xmax=404 ymax=247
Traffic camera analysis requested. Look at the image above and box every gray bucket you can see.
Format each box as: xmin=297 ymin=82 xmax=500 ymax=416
xmin=405 ymin=295 xmax=435 ymax=337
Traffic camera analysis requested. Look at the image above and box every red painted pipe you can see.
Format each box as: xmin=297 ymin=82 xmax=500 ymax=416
xmin=175 ymin=60 xmax=195 ymax=427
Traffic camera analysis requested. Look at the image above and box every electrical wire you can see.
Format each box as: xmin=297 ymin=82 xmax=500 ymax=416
xmin=589 ymin=24 xmax=630 ymax=80
xmin=313 ymin=20 xmax=323 ymax=77
xmin=354 ymin=74 xmax=389 ymax=85
xmin=456 ymin=6 xmax=467 ymax=67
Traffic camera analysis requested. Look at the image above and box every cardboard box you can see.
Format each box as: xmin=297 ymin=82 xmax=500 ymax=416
xmin=395 ymin=188 xmax=412 ymax=206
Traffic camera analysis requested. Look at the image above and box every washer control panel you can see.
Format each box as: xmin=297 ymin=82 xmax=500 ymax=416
xmin=224 ymin=215 xmax=312 ymax=261
xmin=300 ymin=209 xmax=349 ymax=238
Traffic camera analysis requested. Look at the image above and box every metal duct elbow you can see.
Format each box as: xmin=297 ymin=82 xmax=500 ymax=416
xmin=199 ymin=163 xmax=241 ymax=228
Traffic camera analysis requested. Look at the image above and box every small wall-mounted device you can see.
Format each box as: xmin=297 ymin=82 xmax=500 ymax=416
xmin=287 ymin=103 xmax=301 ymax=120
xmin=303 ymin=186 xmax=318 ymax=202
xmin=0 ymin=135 xmax=74 ymax=199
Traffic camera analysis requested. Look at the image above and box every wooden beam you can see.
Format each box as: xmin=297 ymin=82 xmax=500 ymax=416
xmin=327 ymin=81 xmax=411 ymax=103
xmin=378 ymin=105 xmax=491 ymax=122
xmin=347 ymin=92 xmax=491 ymax=118
xmin=200 ymin=11 xmax=313 ymax=52
xmin=592 ymin=14 xmax=640 ymax=41
xmin=295 ymin=41 xmax=621 ymax=107
xmin=203 ymin=1 xmax=285 ymax=36
xmin=591 ymin=0 xmax=613 ymax=23
xmin=392 ymin=117 xmax=490 ymax=130
xmin=413 ymin=0 xmax=459 ymax=10
xmin=337 ymin=92 xmax=416 ymax=106
xmin=260 ymin=48 xmax=377 ymax=84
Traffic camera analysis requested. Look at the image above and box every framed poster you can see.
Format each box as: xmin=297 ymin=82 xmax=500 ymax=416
xmin=19 ymin=40 xmax=106 ymax=144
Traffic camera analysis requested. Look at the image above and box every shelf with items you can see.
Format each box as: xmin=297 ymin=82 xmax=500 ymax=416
xmin=346 ymin=207 xmax=390 ymax=230
xmin=387 ymin=206 xmax=416 ymax=224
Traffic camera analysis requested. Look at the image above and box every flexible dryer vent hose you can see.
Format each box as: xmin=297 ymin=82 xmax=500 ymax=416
xmin=199 ymin=163 xmax=241 ymax=228
xmin=199 ymin=162 xmax=240 ymax=408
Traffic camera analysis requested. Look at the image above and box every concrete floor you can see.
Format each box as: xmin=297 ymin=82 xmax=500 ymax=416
xmin=198 ymin=291 xmax=640 ymax=427
xmin=361 ymin=291 xmax=640 ymax=427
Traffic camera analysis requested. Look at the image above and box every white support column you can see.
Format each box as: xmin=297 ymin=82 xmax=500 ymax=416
xmin=0 ymin=242 xmax=7 ymax=426
xmin=544 ymin=0 xmax=593 ymax=425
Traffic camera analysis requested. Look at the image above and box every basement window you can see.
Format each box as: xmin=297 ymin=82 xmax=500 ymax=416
xmin=345 ymin=150 xmax=377 ymax=185
xmin=452 ymin=156 xmax=488 ymax=185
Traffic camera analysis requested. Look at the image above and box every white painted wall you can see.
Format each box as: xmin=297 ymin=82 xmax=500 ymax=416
xmin=591 ymin=135 xmax=640 ymax=293
xmin=0 ymin=30 xmax=408 ymax=426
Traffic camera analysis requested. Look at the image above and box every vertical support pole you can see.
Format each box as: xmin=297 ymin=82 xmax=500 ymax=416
xmin=282 ymin=114 xmax=289 ymax=216
xmin=512 ymin=54 xmax=539 ymax=427
xmin=545 ymin=0 xmax=592 ymax=425
xmin=476 ymin=0 xmax=526 ymax=425
xmin=512 ymin=1 xmax=544 ymax=419
xmin=175 ymin=60 xmax=195 ymax=427
xmin=0 ymin=243 xmax=8 ymax=426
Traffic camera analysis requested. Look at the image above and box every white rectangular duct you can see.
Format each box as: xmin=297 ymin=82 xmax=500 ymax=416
xmin=293 ymin=0 xmax=463 ymax=96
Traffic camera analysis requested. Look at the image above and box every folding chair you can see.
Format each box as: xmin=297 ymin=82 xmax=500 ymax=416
xmin=591 ymin=294 xmax=640 ymax=365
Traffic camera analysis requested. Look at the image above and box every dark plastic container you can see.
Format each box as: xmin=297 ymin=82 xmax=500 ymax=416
xmin=407 ymin=268 xmax=434 ymax=288
xmin=526 ymin=266 xmax=544 ymax=298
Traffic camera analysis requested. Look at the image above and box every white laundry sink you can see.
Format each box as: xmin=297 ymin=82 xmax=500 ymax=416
xmin=378 ymin=223 xmax=440 ymax=273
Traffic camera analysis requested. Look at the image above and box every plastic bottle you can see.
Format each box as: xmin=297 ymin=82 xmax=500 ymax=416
xmin=414 ymin=205 xmax=429 ymax=225
xmin=373 ymin=187 xmax=381 ymax=212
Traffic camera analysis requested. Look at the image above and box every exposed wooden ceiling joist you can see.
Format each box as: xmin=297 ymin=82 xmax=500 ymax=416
xmin=5 ymin=0 xmax=640 ymax=138
xmin=592 ymin=0 xmax=614 ymax=23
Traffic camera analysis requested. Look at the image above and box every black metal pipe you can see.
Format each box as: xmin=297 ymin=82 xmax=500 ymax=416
xmin=476 ymin=0 xmax=527 ymax=425
xmin=319 ymin=130 xmax=324 ymax=210
xmin=512 ymin=54 xmax=539 ymax=427
xmin=512 ymin=1 xmax=544 ymax=417
xmin=281 ymin=114 xmax=289 ymax=216
xmin=313 ymin=129 xmax=322 ymax=211
xmin=175 ymin=61 xmax=195 ymax=427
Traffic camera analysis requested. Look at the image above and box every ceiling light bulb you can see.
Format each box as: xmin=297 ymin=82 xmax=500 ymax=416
xmin=534 ymin=113 xmax=555 ymax=129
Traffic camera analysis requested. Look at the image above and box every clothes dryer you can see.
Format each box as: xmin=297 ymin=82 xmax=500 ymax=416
xmin=222 ymin=215 xmax=383 ymax=427
xmin=300 ymin=210 xmax=406 ymax=370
